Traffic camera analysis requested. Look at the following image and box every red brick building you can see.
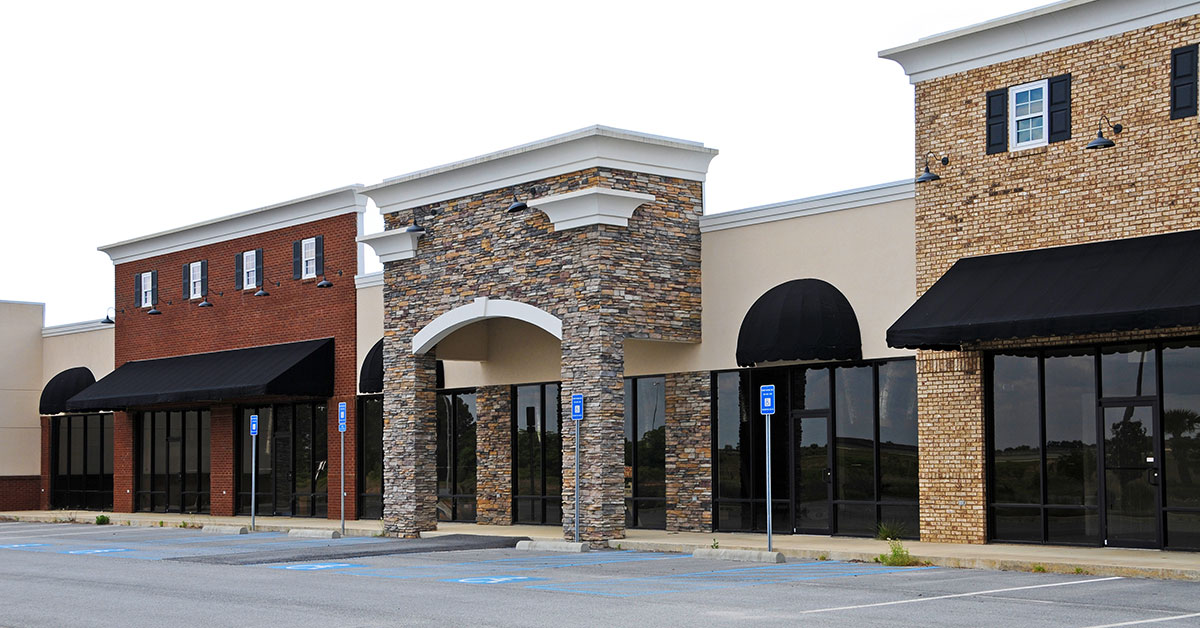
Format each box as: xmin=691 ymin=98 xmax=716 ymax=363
xmin=60 ymin=186 xmax=368 ymax=520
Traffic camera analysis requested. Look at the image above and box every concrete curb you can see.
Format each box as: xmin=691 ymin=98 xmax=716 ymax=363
xmin=287 ymin=528 xmax=341 ymax=539
xmin=693 ymin=548 xmax=785 ymax=563
xmin=515 ymin=540 xmax=589 ymax=553
xmin=202 ymin=525 xmax=247 ymax=535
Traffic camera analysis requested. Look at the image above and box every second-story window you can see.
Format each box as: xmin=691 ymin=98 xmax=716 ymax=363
xmin=140 ymin=272 xmax=154 ymax=307
xmin=302 ymin=238 xmax=316 ymax=279
xmin=189 ymin=262 xmax=203 ymax=298
xmin=1009 ymin=79 xmax=1047 ymax=149
xmin=243 ymin=250 xmax=256 ymax=288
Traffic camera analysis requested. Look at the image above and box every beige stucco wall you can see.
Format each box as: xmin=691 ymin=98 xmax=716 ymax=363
xmin=441 ymin=318 xmax=561 ymax=388
xmin=0 ymin=302 xmax=45 ymax=476
xmin=357 ymin=279 xmax=384 ymax=392
xmin=42 ymin=328 xmax=114 ymax=386
xmin=624 ymin=197 xmax=917 ymax=376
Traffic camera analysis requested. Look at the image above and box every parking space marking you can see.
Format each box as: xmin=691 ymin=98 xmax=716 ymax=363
xmin=445 ymin=576 xmax=547 ymax=584
xmin=796 ymin=576 xmax=1123 ymax=614
xmin=1082 ymin=612 xmax=1200 ymax=627
xmin=272 ymin=563 xmax=367 ymax=571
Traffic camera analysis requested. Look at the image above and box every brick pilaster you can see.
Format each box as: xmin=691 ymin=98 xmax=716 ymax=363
xmin=209 ymin=405 xmax=235 ymax=516
xmin=112 ymin=411 xmax=135 ymax=513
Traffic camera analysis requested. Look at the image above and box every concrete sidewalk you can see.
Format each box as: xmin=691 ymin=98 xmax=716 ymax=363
xmin=4 ymin=510 xmax=1195 ymax=581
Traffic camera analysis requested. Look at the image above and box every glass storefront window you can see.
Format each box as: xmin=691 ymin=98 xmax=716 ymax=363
xmin=236 ymin=403 xmax=325 ymax=517
xmin=625 ymin=376 xmax=666 ymax=529
xmin=50 ymin=414 xmax=114 ymax=510
xmin=139 ymin=409 xmax=211 ymax=514
xmin=435 ymin=390 xmax=476 ymax=522
xmin=991 ymin=354 xmax=1041 ymax=507
xmin=513 ymin=383 xmax=562 ymax=525
xmin=1101 ymin=344 xmax=1157 ymax=398
xmin=358 ymin=395 xmax=384 ymax=519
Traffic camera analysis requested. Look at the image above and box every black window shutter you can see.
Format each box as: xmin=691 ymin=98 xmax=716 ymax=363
xmin=200 ymin=260 xmax=208 ymax=297
xmin=254 ymin=248 xmax=263 ymax=287
xmin=292 ymin=240 xmax=302 ymax=279
xmin=135 ymin=274 xmax=142 ymax=307
xmin=1047 ymin=74 xmax=1071 ymax=143
xmin=315 ymin=235 xmax=324 ymax=277
xmin=986 ymin=88 xmax=1008 ymax=154
xmin=235 ymin=253 xmax=244 ymax=290
xmin=150 ymin=270 xmax=159 ymax=305
xmin=183 ymin=264 xmax=190 ymax=299
xmin=1171 ymin=44 xmax=1198 ymax=119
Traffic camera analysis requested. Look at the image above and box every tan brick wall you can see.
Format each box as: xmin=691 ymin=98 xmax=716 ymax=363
xmin=912 ymin=15 xmax=1200 ymax=543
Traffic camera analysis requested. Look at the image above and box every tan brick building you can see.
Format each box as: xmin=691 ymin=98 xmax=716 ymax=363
xmin=883 ymin=0 xmax=1200 ymax=549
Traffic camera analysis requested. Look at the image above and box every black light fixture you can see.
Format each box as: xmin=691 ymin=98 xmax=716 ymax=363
xmin=198 ymin=297 xmax=213 ymax=307
xmin=506 ymin=194 xmax=528 ymax=213
xmin=147 ymin=306 xmax=162 ymax=315
xmin=316 ymin=269 xmax=342 ymax=289
xmin=916 ymin=152 xmax=949 ymax=183
xmin=254 ymin=280 xmax=272 ymax=297
xmin=100 ymin=307 xmax=115 ymax=324
xmin=1085 ymin=115 xmax=1123 ymax=150
xmin=505 ymin=185 xmax=547 ymax=213
xmin=402 ymin=206 xmax=428 ymax=234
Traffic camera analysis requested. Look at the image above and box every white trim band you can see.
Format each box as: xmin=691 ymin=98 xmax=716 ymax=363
xmin=412 ymin=297 xmax=563 ymax=355
xmin=529 ymin=187 xmax=656 ymax=231
xmin=357 ymin=229 xmax=424 ymax=263
xmin=700 ymin=180 xmax=913 ymax=233
xmin=42 ymin=319 xmax=112 ymax=337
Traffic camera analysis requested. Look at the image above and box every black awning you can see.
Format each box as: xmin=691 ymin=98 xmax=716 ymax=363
xmin=736 ymin=278 xmax=862 ymax=367
xmin=66 ymin=338 xmax=334 ymax=411
xmin=360 ymin=338 xmax=383 ymax=394
xmin=40 ymin=367 xmax=96 ymax=415
xmin=888 ymin=229 xmax=1200 ymax=350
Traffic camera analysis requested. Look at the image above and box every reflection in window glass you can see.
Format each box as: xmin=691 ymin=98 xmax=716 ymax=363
xmin=1101 ymin=344 xmax=1157 ymax=398
xmin=879 ymin=361 xmax=918 ymax=502
xmin=1044 ymin=352 xmax=1097 ymax=508
xmin=1163 ymin=343 xmax=1200 ymax=512
xmin=625 ymin=376 xmax=666 ymax=530
xmin=435 ymin=391 xmax=476 ymax=522
xmin=835 ymin=366 xmax=874 ymax=501
xmin=991 ymin=354 xmax=1040 ymax=506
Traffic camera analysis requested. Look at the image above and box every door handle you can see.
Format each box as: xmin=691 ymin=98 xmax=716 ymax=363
xmin=1148 ymin=468 xmax=1160 ymax=486
xmin=823 ymin=468 xmax=832 ymax=484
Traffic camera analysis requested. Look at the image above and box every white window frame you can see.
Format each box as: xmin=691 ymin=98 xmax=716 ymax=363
xmin=1009 ymin=79 xmax=1048 ymax=150
xmin=140 ymin=272 xmax=153 ymax=308
xmin=189 ymin=261 xmax=203 ymax=299
xmin=301 ymin=237 xmax=317 ymax=279
xmin=243 ymin=250 xmax=257 ymax=289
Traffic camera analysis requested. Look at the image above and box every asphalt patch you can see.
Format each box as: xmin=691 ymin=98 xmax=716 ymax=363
xmin=169 ymin=534 xmax=529 ymax=565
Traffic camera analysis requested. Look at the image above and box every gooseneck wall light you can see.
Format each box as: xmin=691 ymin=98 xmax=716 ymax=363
xmin=1085 ymin=115 xmax=1123 ymax=150
xmin=916 ymin=152 xmax=950 ymax=183
xmin=316 ymin=269 xmax=343 ymax=289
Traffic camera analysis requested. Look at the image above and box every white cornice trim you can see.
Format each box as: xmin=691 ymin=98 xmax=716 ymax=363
xmin=700 ymin=180 xmax=914 ymax=233
xmin=357 ymin=229 xmax=424 ymax=263
xmin=528 ymin=187 xmax=656 ymax=231
xmin=879 ymin=0 xmax=1200 ymax=84
xmin=413 ymin=297 xmax=563 ymax=355
xmin=42 ymin=319 xmax=113 ymax=337
xmin=355 ymin=271 xmax=384 ymax=289
xmin=99 ymin=185 xmax=368 ymax=265
xmin=361 ymin=126 xmax=717 ymax=215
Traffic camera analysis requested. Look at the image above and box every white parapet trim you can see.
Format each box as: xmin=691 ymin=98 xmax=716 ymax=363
xmin=412 ymin=297 xmax=563 ymax=355
xmin=357 ymin=229 xmax=424 ymax=263
xmin=700 ymin=180 xmax=913 ymax=233
xmin=354 ymin=271 xmax=384 ymax=289
xmin=42 ymin=319 xmax=112 ymax=337
xmin=528 ymin=187 xmax=656 ymax=231
xmin=879 ymin=0 xmax=1200 ymax=84
xmin=360 ymin=125 xmax=717 ymax=215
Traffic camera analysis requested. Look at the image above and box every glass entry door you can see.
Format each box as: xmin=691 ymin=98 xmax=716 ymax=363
xmin=792 ymin=413 xmax=832 ymax=534
xmin=1102 ymin=403 xmax=1161 ymax=548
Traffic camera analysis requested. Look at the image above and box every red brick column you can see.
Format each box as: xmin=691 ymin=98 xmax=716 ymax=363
xmin=40 ymin=416 xmax=52 ymax=510
xmin=112 ymin=411 xmax=136 ymax=513
xmin=209 ymin=405 xmax=236 ymax=516
xmin=328 ymin=395 xmax=359 ymax=521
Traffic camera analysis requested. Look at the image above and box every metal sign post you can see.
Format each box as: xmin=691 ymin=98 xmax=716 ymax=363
xmin=759 ymin=385 xmax=775 ymax=552
xmin=249 ymin=414 xmax=258 ymax=532
xmin=338 ymin=402 xmax=347 ymax=537
xmin=571 ymin=394 xmax=584 ymax=544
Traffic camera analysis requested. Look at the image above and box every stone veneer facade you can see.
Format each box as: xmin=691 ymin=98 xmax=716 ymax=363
xmin=911 ymin=14 xmax=1200 ymax=543
xmin=664 ymin=371 xmax=712 ymax=532
xmin=380 ymin=167 xmax=704 ymax=542
xmin=474 ymin=385 xmax=512 ymax=526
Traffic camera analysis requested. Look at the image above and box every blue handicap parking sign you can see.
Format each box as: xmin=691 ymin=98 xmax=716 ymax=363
xmin=250 ymin=414 xmax=258 ymax=436
xmin=571 ymin=394 xmax=584 ymax=421
xmin=338 ymin=402 xmax=347 ymax=433
xmin=760 ymin=385 xmax=776 ymax=415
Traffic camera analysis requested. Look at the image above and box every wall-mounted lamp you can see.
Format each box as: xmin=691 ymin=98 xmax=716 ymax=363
xmin=147 ymin=306 xmax=162 ymax=315
xmin=1085 ymin=115 xmax=1123 ymax=149
xmin=504 ymin=185 xmax=549 ymax=213
xmin=198 ymin=297 xmax=213 ymax=307
xmin=916 ymin=152 xmax=950 ymax=183
xmin=506 ymin=194 xmax=528 ymax=213
xmin=403 ymin=206 xmax=427 ymax=234
xmin=255 ymin=281 xmax=277 ymax=297
xmin=317 ymin=270 xmax=343 ymax=289
xmin=100 ymin=307 xmax=116 ymax=324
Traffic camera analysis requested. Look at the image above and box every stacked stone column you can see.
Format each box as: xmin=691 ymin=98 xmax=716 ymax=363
xmin=382 ymin=336 xmax=439 ymax=538
xmin=474 ymin=385 xmax=512 ymax=525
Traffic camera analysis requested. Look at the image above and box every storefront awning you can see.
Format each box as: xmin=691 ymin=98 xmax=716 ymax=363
xmin=887 ymin=229 xmax=1200 ymax=350
xmin=65 ymin=338 xmax=334 ymax=411
xmin=40 ymin=367 xmax=96 ymax=415
xmin=360 ymin=339 xmax=383 ymax=394
xmin=736 ymin=279 xmax=862 ymax=366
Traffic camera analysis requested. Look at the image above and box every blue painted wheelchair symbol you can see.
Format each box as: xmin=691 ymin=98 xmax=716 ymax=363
xmin=0 ymin=543 xmax=47 ymax=549
xmin=275 ymin=563 xmax=364 ymax=571
xmin=65 ymin=548 xmax=129 ymax=554
xmin=444 ymin=575 xmax=547 ymax=584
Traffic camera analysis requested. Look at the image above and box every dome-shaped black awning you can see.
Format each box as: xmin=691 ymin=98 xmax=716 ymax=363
xmin=360 ymin=339 xmax=383 ymax=394
xmin=735 ymin=279 xmax=862 ymax=367
xmin=40 ymin=367 xmax=96 ymax=415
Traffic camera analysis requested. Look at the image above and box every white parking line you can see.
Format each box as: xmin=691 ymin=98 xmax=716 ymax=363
xmin=1081 ymin=612 xmax=1200 ymax=627
xmin=0 ymin=529 xmax=128 ymax=538
xmin=800 ymin=576 xmax=1123 ymax=614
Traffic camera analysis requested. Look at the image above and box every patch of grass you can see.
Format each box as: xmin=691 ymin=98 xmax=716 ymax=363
xmin=875 ymin=520 xmax=910 ymax=541
xmin=158 ymin=520 xmax=165 ymax=528
xmin=710 ymin=538 xmax=720 ymax=550
xmin=1073 ymin=567 xmax=1089 ymax=575
xmin=94 ymin=515 xmax=110 ymax=525
xmin=1032 ymin=564 xmax=1047 ymax=573
xmin=876 ymin=539 xmax=918 ymax=567
xmin=817 ymin=553 xmax=829 ymax=561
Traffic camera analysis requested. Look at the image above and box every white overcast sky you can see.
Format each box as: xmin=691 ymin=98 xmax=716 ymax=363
xmin=1 ymin=1 xmax=1049 ymax=326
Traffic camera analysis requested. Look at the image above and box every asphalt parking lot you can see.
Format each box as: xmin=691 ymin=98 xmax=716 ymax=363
xmin=1 ymin=521 xmax=1198 ymax=627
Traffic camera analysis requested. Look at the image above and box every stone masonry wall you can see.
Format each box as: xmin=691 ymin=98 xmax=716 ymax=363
xmin=475 ymin=385 xmax=512 ymax=525
xmin=912 ymin=15 xmax=1200 ymax=543
xmin=382 ymin=167 xmax=703 ymax=542
xmin=665 ymin=371 xmax=712 ymax=532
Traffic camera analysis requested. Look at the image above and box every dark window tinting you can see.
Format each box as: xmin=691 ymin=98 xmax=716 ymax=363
xmin=236 ymin=403 xmax=326 ymax=517
xmin=436 ymin=390 xmax=476 ymax=522
xmin=136 ymin=410 xmax=209 ymax=514
xmin=1162 ymin=342 xmax=1200 ymax=549
xmin=51 ymin=414 xmax=113 ymax=510
xmin=358 ymin=395 xmax=384 ymax=519
xmin=625 ymin=376 xmax=666 ymax=529
xmin=513 ymin=383 xmax=562 ymax=525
